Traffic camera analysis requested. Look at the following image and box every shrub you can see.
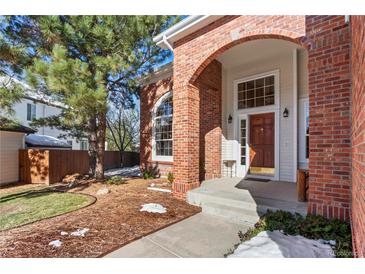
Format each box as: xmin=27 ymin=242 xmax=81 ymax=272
xmin=167 ymin=172 xmax=174 ymax=184
xmin=105 ymin=176 xmax=126 ymax=185
xmin=235 ymin=210 xmax=353 ymax=258
xmin=143 ymin=170 xmax=155 ymax=180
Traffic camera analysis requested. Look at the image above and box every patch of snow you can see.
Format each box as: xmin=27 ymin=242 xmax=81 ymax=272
xmin=147 ymin=187 xmax=172 ymax=193
xmin=150 ymin=183 xmax=155 ymax=187
xmin=60 ymin=231 xmax=69 ymax=236
xmin=105 ymin=166 xmax=141 ymax=178
xmin=25 ymin=134 xmax=71 ymax=148
xmin=228 ymin=230 xmax=335 ymax=258
xmin=96 ymin=187 xmax=110 ymax=196
xmin=140 ymin=203 xmax=167 ymax=214
xmin=70 ymin=228 xmax=90 ymax=237
xmin=49 ymin=240 xmax=62 ymax=248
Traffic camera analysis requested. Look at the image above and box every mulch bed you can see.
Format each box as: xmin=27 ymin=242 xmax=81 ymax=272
xmin=0 ymin=178 xmax=201 ymax=257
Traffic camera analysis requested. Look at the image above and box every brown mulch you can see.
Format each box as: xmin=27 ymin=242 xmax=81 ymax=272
xmin=0 ymin=178 xmax=201 ymax=258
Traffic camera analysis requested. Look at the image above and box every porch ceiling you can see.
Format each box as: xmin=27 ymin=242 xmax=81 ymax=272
xmin=217 ymin=39 xmax=302 ymax=69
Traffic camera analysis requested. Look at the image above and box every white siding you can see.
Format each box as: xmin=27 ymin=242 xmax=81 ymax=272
xmin=12 ymin=99 xmax=86 ymax=150
xmin=0 ymin=131 xmax=24 ymax=185
xmin=222 ymin=51 xmax=300 ymax=182
xmin=298 ymin=49 xmax=308 ymax=99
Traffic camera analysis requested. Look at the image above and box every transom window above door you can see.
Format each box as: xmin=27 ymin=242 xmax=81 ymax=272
xmin=237 ymin=75 xmax=275 ymax=109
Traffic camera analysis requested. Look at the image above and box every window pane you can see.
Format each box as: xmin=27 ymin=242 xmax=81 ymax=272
xmin=247 ymin=99 xmax=255 ymax=108
xmin=256 ymin=87 xmax=264 ymax=97
xmin=27 ymin=104 xmax=31 ymax=121
xmin=255 ymin=78 xmax=264 ymax=88
xmin=247 ymin=89 xmax=254 ymax=99
xmin=265 ymin=85 xmax=274 ymax=96
xmin=31 ymin=104 xmax=36 ymax=119
xmin=238 ymin=83 xmax=245 ymax=91
xmin=265 ymin=96 xmax=274 ymax=105
xmin=247 ymin=80 xmax=254 ymax=90
xmin=256 ymin=97 xmax=264 ymax=107
xmin=305 ymin=140 xmax=309 ymax=159
xmin=265 ymin=76 xmax=274 ymax=85
xmin=241 ymin=157 xmax=246 ymax=165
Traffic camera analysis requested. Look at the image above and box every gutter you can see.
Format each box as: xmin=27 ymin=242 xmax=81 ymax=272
xmin=153 ymin=15 xmax=224 ymax=49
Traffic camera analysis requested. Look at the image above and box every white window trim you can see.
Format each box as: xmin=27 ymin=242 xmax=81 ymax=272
xmin=233 ymin=69 xmax=280 ymax=181
xmin=152 ymin=91 xmax=173 ymax=162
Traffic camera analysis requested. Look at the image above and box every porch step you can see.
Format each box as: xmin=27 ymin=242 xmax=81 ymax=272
xmin=202 ymin=202 xmax=260 ymax=225
xmin=187 ymin=187 xmax=307 ymax=223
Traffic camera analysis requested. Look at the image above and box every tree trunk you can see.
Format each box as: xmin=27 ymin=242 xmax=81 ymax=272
xmin=95 ymin=112 xmax=106 ymax=181
xmin=120 ymin=149 xmax=124 ymax=167
xmin=87 ymin=117 xmax=97 ymax=176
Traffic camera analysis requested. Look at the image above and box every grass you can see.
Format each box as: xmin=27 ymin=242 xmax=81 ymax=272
xmin=227 ymin=210 xmax=353 ymax=258
xmin=0 ymin=187 xmax=95 ymax=231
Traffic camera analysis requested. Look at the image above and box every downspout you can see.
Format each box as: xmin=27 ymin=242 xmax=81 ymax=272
xmin=345 ymin=15 xmax=350 ymax=24
xmin=162 ymin=34 xmax=174 ymax=52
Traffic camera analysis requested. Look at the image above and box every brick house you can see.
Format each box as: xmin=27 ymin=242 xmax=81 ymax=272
xmin=140 ymin=16 xmax=365 ymax=256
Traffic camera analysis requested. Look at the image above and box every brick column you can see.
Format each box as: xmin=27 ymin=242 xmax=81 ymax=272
xmin=172 ymin=83 xmax=201 ymax=199
xmin=306 ymin=16 xmax=351 ymax=220
xmin=350 ymin=15 xmax=365 ymax=258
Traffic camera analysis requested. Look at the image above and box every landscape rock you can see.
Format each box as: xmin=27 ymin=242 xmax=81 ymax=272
xmin=96 ymin=187 xmax=110 ymax=196
xmin=140 ymin=203 xmax=167 ymax=214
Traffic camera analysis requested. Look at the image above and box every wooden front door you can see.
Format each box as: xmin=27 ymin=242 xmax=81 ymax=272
xmin=249 ymin=113 xmax=275 ymax=169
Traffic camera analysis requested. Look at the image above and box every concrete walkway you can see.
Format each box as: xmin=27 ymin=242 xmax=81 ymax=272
xmin=105 ymin=213 xmax=250 ymax=258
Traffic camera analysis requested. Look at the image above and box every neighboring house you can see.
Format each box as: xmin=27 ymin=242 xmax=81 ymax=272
xmin=140 ymin=16 xmax=365 ymax=256
xmin=0 ymin=117 xmax=36 ymax=185
xmin=1 ymin=77 xmax=89 ymax=150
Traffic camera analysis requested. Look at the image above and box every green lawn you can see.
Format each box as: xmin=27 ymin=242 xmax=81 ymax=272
xmin=0 ymin=187 xmax=95 ymax=231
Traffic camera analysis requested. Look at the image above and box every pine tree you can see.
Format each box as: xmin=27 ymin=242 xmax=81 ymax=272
xmin=4 ymin=15 xmax=177 ymax=179
xmin=0 ymin=16 xmax=33 ymax=118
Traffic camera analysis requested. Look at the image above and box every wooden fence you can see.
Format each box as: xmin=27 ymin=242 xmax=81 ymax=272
xmin=19 ymin=149 xmax=138 ymax=185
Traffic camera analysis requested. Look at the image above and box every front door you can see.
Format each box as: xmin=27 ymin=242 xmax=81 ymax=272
xmin=249 ymin=113 xmax=275 ymax=175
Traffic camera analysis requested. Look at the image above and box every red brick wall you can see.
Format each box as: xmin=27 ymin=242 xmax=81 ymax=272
xmin=351 ymin=15 xmax=365 ymax=258
xmin=306 ymin=16 xmax=352 ymax=221
xmin=140 ymin=78 xmax=173 ymax=177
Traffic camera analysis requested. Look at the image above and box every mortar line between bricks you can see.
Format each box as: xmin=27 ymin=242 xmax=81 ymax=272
xmin=144 ymin=236 xmax=183 ymax=258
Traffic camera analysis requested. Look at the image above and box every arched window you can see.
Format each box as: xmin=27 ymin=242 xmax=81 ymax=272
xmin=153 ymin=92 xmax=173 ymax=161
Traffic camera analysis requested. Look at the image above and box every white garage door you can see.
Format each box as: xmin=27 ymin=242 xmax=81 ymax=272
xmin=0 ymin=131 xmax=24 ymax=185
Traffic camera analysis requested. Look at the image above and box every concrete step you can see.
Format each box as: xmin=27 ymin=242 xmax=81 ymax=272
xmin=202 ymin=202 xmax=260 ymax=225
xmin=187 ymin=188 xmax=257 ymax=210
xmin=187 ymin=187 xmax=308 ymax=217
